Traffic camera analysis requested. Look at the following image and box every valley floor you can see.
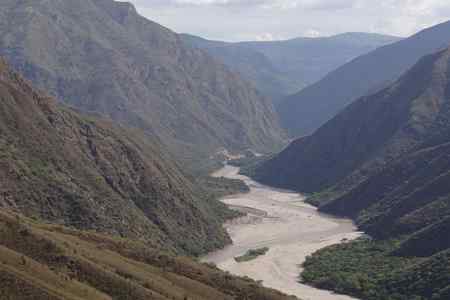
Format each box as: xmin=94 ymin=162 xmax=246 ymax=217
xmin=202 ymin=165 xmax=363 ymax=300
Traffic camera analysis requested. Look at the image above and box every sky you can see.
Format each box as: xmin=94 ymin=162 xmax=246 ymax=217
xmin=126 ymin=0 xmax=450 ymax=42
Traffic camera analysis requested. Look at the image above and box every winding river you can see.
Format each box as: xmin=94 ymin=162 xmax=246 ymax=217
xmin=202 ymin=165 xmax=362 ymax=300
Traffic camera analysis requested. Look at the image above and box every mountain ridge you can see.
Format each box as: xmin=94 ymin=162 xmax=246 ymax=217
xmin=0 ymin=0 xmax=285 ymax=174
xmin=254 ymin=46 xmax=450 ymax=194
xmin=256 ymin=46 xmax=450 ymax=300
xmin=182 ymin=32 xmax=399 ymax=104
xmin=0 ymin=56 xmax=233 ymax=256
xmin=278 ymin=20 xmax=450 ymax=137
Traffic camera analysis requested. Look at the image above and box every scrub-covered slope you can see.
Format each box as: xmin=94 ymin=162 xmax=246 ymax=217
xmin=254 ymin=47 xmax=450 ymax=200
xmin=254 ymin=45 xmax=450 ymax=250
xmin=255 ymin=47 xmax=450 ymax=300
xmin=0 ymin=210 xmax=297 ymax=300
xmin=0 ymin=0 xmax=285 ymax=173
xmin=0 ymin=58 xmax=230 ymax=256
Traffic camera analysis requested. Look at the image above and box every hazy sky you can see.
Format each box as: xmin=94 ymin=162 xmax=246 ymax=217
xmin=126 ymin=0 xmax=450 ymax=41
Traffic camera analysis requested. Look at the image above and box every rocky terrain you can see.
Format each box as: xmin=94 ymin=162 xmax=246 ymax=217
xmin=0 ymin=0 xmax=285 ymax=174
xmin=0 ymin=57 xmax=234 ymax=256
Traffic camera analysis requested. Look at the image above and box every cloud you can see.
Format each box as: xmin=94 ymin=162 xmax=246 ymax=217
xmin=131 ymin=0 xmax=356 ymax=10
xmin=254 ymin=32 xmax=277 ymax=41
xmin=129 ymin=0 xmax=269 ymax=7
xmin=125 ymin=0 xmax=450 ymax=41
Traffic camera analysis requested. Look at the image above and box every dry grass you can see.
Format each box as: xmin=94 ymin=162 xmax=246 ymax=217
xmin=0 ymin=210 xmax=298 ymax=300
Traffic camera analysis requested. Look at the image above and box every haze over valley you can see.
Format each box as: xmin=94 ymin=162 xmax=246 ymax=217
xmin=0 ymin=1 xmax=449 ymax=300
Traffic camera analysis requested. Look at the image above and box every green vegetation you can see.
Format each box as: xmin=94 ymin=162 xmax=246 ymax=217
xmin=302 ymin=238 xmax=412 ymax=299
xmin=0 ymin=58 xmax=236 ymax=257
xmin=198 ymin=176 xmax=250 ymax=199
xmin=301 ymin=238 xmax=450 ymax=300
xmin=234 ymin=247 xmax=270 ymax=263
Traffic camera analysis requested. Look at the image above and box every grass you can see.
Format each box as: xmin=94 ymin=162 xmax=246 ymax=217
xmin=234 ymin=247 xmax=270 ymax=263
xmin=0 ymin=210 xmax=296 ymax=300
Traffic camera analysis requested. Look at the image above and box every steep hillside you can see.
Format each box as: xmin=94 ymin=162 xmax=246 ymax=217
xmin=0 ymin=57 xmax=233 ymax=256
xmin=254 ymin=47 xmax=450 ymax=196
xmin=279 ymin=20 xmax=450 ymax=137
xmin=254 ymin=47 xmax=450 ymax=300
xmin=0 ymin=210 xmax=297 ymax=300
xmin=0 ymin=0 xmax=285 ymax=174
xmin=183 ymin=33 xmax=399 ymax=104
xmin=302 ymin=239 xmax=450 ymax=300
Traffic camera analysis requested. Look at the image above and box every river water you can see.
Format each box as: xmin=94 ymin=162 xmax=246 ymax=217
xmin=202 ymin=165 xmax=362 ymax=300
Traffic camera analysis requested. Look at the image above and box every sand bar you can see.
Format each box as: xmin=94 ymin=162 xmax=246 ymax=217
xmin=202 ymin=165 xmax=362 ymax=300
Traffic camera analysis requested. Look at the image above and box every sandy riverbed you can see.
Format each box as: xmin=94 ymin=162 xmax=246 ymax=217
xmin=202 ymin=165 xmax=362 ymax=300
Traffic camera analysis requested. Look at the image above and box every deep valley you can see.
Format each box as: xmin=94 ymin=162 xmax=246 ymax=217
xmin=0 ymin=1 xmax=449 ymax=299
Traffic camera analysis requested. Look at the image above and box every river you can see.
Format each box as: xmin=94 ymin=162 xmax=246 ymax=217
xmin=202 ymin=165 xmax=362 ymax=300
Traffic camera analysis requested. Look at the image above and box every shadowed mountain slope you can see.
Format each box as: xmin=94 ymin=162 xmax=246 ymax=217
xmin=254 ymin=47 xmax=450 ymax=195
xmin=250 ymin=45 xmax=450 ymax=256
xmin=260 ymin=47 xmax=450 ymax=300
xmin=279 ymin=20 xmax=450 ymax=137
xmin=253 ymin=46 xmax=450 ymax=252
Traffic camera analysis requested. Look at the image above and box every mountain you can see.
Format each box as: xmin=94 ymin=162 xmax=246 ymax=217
xmin=0 ymin=57 xmax=235 ymax=256
xmin=253 ymin=47 xmax=450 ymax=299
xmin=255 ymin=46 xmax=450 ymax=218
xmin=0 ymin=0 xmax=285 ymax=174
xmin=0 ymin=210 xmax=297 ymax=300
xmin=279 ymin=20 xmax=450 ymax=137
xmin=182 ymin=33 xmax=399 ymax=104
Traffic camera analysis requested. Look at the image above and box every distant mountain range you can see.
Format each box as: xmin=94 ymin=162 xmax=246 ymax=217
xmin=182 ymin=32 xmax=399 ymax=104
xmin=0 ymin=0 xmax=285 ymax=174
xmin=251 ymin=45 xmax=450 ymax=299
xmin=278 ymin=20 xmax=450 ymax=137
